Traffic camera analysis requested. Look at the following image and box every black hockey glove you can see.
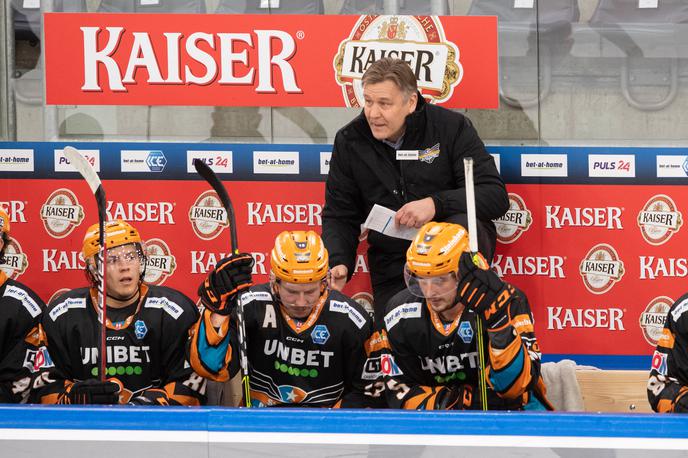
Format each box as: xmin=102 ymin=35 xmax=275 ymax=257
xmin=128 ymin=388 xmax=170 ymax=406
xmin=458 ymin=252 xmax=514 ymax=329
xmin=198 ymin=253 xmax=254 ymax=315
xmin=62 ymin=379 xmax=120 ymax=405
xmin=434 ymin=385 xmax=473 ymax=410
xmin=0 ymin=383 xmax=13 ymax=403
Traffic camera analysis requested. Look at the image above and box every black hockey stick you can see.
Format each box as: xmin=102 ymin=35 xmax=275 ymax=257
xmin=64 ymin=146 xmax=108 ymax=382
xmin=193 ymin=159 xmax=252 ymax=407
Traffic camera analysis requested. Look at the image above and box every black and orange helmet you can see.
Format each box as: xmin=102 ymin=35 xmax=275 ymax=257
xmin=270 ymin=231 xmax=328 ymax=283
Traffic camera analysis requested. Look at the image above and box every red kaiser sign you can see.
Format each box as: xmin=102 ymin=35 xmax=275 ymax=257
xmin=43 ymin=13 xmax=498 ymax=108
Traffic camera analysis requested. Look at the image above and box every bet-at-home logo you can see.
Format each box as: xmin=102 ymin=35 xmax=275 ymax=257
xmin=333 ymin=15 xmax=462 ymax=107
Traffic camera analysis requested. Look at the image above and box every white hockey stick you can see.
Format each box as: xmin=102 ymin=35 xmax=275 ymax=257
xmin=463 ymin=157 xmax=488 ymax=411
xmin=64 ymin=146 xmax=108 ymax=382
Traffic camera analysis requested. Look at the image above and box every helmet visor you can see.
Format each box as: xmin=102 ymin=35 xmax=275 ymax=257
xmin=404 ymin=264 xmax=459 ymax=299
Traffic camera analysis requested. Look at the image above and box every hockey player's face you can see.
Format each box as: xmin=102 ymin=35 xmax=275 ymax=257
xmin=418 ymin=273 xmax=459 ymax=312
xmin=363 ymin=80 xmax=417 ymax=142
xmin=105 ymin=244 xmax=142 ymax=301
xmin=278 ymin=280 xmax=323 ymax=319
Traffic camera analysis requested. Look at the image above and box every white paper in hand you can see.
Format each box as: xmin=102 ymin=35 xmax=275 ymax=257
xmin=363 ymin=204 xmax=418 ymax=241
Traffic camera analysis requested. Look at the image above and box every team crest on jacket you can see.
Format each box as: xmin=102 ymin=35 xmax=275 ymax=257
xmin=310 ymin=325 xmax=330 ymax=345
xmin=40 ymin=188 xmax=84 ymax=239
xmin=637 ymin=195 xmax=682 ymax=246
xmin=188 ymin=190 xmax=228 ymax=240
xmin=0 ymin=237 xmax=28 ymax=279
xmin=419 ymin=144 xmax=440 ymax=164
xmin=639 ymin=296 xmax=671 ymax=346
xmin=144 ymin=238 xmax=176 ymax=285
xmin=458 ymin=321 xmax=473 ymax=344
xmin=333 ymin=15 xmax=462 ymax=107
xmin=579 ymin=244 xmax=624 ymax=294
xmin=134 ymin=320 xmax=148 ymax=340
xmin=494 ymin=193 xmax=532 ymax=244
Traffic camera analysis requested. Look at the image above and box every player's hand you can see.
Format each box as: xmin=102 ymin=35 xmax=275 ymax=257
xmin=395 ymin=198 xmax=435 ymax=229
xmin=198 ymin=253 xmax=254 ymax=315
xmin=458 ymin=252 xmax=514 ymax=328
xmin=434 ymin=385 xmax=473 ymax=410
xmin=128 ymin=388 xmax=169 ymax=406
xmin=63 ymin=379 xmax=121 ymax=405
xmin=328 ymin=264 xmax=348 ymax=291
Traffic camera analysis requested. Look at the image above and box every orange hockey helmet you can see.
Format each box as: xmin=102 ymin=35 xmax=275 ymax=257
xmin=270 ymin=230 xmax=329 ymax=284
xmin=405 ymin=222 xmax=470 ymax=277
xmin=82 ymin=219 xmax=142 ymax=260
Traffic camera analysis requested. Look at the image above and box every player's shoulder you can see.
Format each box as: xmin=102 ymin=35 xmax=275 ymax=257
xmin=325 ymin=289 xmax=372 ymax=331
xmin=143 ymin=285 xmax=199 ymax=320
xmin=668 ymin=293 xmax=688 ymax=325
xmin=238 ymin=283 xmax=275 ymax=308
xmin=1 ymin=278 xmax=45 ymax=320
xmin=46 ymin=287 xmax=90 ymax=323
xmin=383 ymin=289 xmax=424 ymax=332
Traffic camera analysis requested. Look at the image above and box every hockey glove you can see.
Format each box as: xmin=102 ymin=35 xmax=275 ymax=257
xmin=198 ymin=253 xmax=254 ymax=315
xmin=128 ymin=388 xmax=170 ymax=406
xmin=458 ymin=252 xmax=514 ymax=329
xmin=62 ymin=379 xmax=120 ymax=405
xmin=434 ymin=385 xmax=473 ymax=410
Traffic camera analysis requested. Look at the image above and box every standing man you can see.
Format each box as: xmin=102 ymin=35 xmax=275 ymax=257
xmin=381 ymin=222 xmax=551 ymax=410
xmin=190 ymin=230 xmax=380 ymax=408
xmin=38 ymin=220 xmax=206 ymax=405
xmin=323 ymin=57 xmax=508 ymax=326
xmin=0 ymin=209 xmax=50 ymax=403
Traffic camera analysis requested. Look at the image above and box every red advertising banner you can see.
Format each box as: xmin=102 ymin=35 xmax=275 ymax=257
xmin=43 ymin=13 xmax=498 ymax=108
xmin=3 ymin=177 xmax=685 ymax=361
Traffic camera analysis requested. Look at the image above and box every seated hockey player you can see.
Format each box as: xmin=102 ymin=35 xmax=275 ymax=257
xmin=648 ymin=294 xmax=688 ymax=413
xmin=381 ymin=221 xmax=552 ymax=410
xmin=38 ymin=220 xmax=206 ymax=405
xmin=190 ymin=230 xmax=378 ymax=407
xmin=0 ymin=209 xmax=50 ymax=403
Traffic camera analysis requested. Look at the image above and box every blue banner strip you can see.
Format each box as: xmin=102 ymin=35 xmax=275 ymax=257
xmin=1 ymin=142 xmax=688 ymax=183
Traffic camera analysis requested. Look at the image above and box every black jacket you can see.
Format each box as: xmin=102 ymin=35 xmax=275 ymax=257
xmin=323 ymin=95 xmax=509 ymax=284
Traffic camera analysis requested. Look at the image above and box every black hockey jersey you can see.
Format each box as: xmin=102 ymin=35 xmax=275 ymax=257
xmin=39 ymin=284 xmax=206 ymax=405
xmin=0 ymin=271 xmax=50 ymax=403
xmin=190 ymin=284 xmax=376 ymax=407
xmin=648 ymin=293 xmax=688 ymax=412
xmin=381 ymin=288 xmax=552 ymax=410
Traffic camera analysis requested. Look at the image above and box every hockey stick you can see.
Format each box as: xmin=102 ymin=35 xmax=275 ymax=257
xmin=463 ymin=157 xmax=488 ymax=411
xmin=193 ymin=159 xmax=252 ymax=408
xmin=64 ymin=146 xmax=108 ymax=382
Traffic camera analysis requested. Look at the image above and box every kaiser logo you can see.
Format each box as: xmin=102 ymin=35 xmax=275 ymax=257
xmin=40 ymin=189 xmax=85 ymax=239
xmin=0 ymin=237 xmax=28 ymax=279
xmin=494 ymin=193 xmax=532 ymax=244
xmin=333 ymin=15 xmax=461 ymax=107
xmin=0 ymin=201 xmax=27 ymax=223
xmin=640 ymin=296 xmax=671 ymax=346
xmin=352 ymin=291 xmax=374 ymax=317
xmin=189 ymin=191 xmax=228 ymax=241
xmin=637 ymin=195 xmax=682 ymax=246
xmin=143 ymin=238 xmax=176 ymax=285
xmin=579 ymin=244 xmax=625 ymax=294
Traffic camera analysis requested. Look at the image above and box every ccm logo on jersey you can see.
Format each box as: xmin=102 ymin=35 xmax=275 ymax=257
xmin=651 ymin=351 xmax=668 ymax=376
xmin=329 ymin=300 xmax=366 ymax=329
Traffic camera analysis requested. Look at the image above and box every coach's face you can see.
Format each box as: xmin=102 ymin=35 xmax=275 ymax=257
xmin=363 ymin=80 xmax=417 ymax=142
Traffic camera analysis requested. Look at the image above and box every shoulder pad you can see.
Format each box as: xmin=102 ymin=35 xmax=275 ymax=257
xmin=4 ymin=284 xmax=42 ymax=318
xmin=239 ymin=291 xmax=273 ymax=305
xmin=671 ymin=297 xmax=688 ymax=323
xmin=144 ymin=296 xmax=184 ymax=320
xmin=329 ymin=299 xmax=367 ymax=329
xmin=384 ymin=302 xmax=422 ymax=331
xmin=49 ymin=297 xmax=87 ymax=321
